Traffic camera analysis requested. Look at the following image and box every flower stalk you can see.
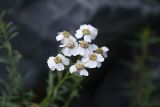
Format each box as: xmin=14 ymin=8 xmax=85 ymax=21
xmin=129 ymin=29 xmax=155 ymax=107
xmin=62 ymin=77 xmax=82 ymax=107
xmin=46 ymin=24 xmax=109 ymax=106
xmin=0 ymin=21 xmax=109 ymax=107
xmin=40 ymin=72 xmax=70 ymax=107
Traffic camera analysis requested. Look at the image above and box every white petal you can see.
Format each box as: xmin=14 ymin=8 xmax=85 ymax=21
xmin=88 ymin=45 xmax=94 ymax=52
xmin=56 ymin=63 xmax=64 ymax=71
xmin=71 ymin=47 xmax=78 ymax=56
xmin=78 ymin=47 xmax=85 ymax=56
xmin=60 ymin=39 xmax=67 ymax=44
xmin=57 ymin=54 xmax=64 ymax=58
xmin=69 ymin=65 xmax=77 ymax=73
xmin=48 ymin=62 xmax=55 ymax=69
xmin=75 ymin=30 xmax=83 ymax=38
xmin=82 ymin=57 xmax=89 ymax=63
xmin=62 ymin=48 xmax=71 ymax=57
xmin=84 ymin=49 xmax=90 ymax=57
xmin=103 ymin=52 xmax=108 ymax=58
xmin=92 ymin=44 xmax=98 ymax=51
xmin=74 ymin=42 xmax=78 ymax=47
xmin=47 ymin=56 xmax=54 ymax=61
xmin=86 ymin=61 xmax=97 ymax=68
xmin=77 ymin=60 xmax=82 ymax=63
xmin=80 ymin=24 xmax=90 ymax=30
xmin=97 ymin=62 xmax=102 ymax=68
xmin=59 ymin=44 xmax=66 ymax=47
xmin=47 ymin=57 xmax=55 ymax=68
xmin=91 ymin=31 xmax=97 ymax=40
xmin=84 ymin=36 xmax=92 ymax=43
xmin=101 ymin=47 xmax=109 ymax=52
xmin=56 ymin=34 xmax=63 ymax=41
xmin=89 ymin=26 xmax=98 ymax=39
xmin=70 ymin=36 xmax=77 ymax=42
xmin=80 ymin=69 xmax=89 ymax=76
xmin=51 ymin=67 xmax=56 ymax=71
xmin=62 ymin=57 xmax=70 ymax=65
xmin=97 ymin=54 xmax=104 ymax=62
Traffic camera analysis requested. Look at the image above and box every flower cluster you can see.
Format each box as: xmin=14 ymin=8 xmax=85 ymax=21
xmin=47 ymin=24 xmax=109 ymax=76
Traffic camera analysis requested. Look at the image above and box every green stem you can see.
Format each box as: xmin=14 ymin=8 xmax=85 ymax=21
xmin=1 ymin=29 xmax=21 ymax=103
xmin=7 ymin=42 xmax=17 ymax=76
xmin=136 ymin=30 xmax=149 ymax=107
xmin=62 ymin=77 xmax=81 ymax=107
xmin=40 ymin=72 xmax=70 ymax=107
xmin=2 ymin=28 xmax=20 ymax=87
xmin=6 ymin=41 xmax=22 ymax=90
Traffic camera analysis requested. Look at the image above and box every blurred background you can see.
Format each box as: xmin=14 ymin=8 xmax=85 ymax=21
xmin=0 ymin=0 xmax=160 ymax=107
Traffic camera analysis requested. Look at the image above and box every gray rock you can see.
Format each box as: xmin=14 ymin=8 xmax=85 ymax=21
xmin=11 ymin=0 xmax=160 ymax=40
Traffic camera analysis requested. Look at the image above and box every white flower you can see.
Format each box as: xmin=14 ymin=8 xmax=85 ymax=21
xmin=47 ymin=54 xmax=70 ymax=71
xmin=82 ymin=53 xmax=104 ymax=68
xmin=60 ymin=39 xmax=79 ymax=57
xmin=56 ymin=31 xmax=76 ymax=44
xmin=78 ymin=41 xmax=94 ymax=57
xmin=92 ymin=44 xmax=109 ymax=58
xmin=75 ymin=24 xmax=98 ymax=43
xmin=69 ymin=61 xmax=89 ymax=76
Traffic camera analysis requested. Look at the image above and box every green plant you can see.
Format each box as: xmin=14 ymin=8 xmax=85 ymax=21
xmin=0 ymin=12 xmax=109 ymax=107
xmin=123 ymin=28 xmax=160 ymax=107
xmin=0 ymin=11 xmax=35 ymax=107
xmin=0 ymin=11 xmax=82 ymax=107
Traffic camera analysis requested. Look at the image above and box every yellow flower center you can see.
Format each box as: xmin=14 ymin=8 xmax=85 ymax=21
xmin=82 ymin=29 xmax=91 ymax=35
xmin=80 ymin=41 xmax=89 ymax=48
xmin=54 ymin=56 xmax=62 ymax=64
xmin=75 ymin=63 xmax=84 ymax=70
xmin=66 ymin=41 xmax=75 ymax=49
xmin=89 ymin=54 xmax=97 ymax=61
xmin=96 ymin=48 xmax=103 ymax=54
xmin=63 ymin=31 xmax=70 ymax=38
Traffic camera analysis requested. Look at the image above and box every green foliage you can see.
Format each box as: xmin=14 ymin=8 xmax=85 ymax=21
xmin=123 ymin=28 xmax=160 ymax=107
xmin=40 ymin=71 xmax=82 ymax=107
xmin=0 ymin=11 xmax=35 ymax=107
xmin=0 ymin=11 xmax=83 ymax=107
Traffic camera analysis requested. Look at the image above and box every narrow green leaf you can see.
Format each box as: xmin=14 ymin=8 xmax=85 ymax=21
xmin=56 ymin=96 xmax=65 ymax=102
xmin=47 ymin=71 xmax=55 ymax=95
xmin=6 ymin=25 xmax=16 ymax=34
xmin=5 ymin=66 xmax=12 ymax=73
xmin=0 ymin=11 xmax=5 ymax=21
xmin=9 ymin=32 xmax=18 ymax=40
xmin=14 ymin=50 xmax=22 ymax=65
xmin=0 ymin=57 xmax=8 ymax=64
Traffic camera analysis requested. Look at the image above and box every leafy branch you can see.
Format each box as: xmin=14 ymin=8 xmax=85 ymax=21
xmin=123 ymin=28 xmax=160 ymax=107
xmin=0 ymin=11 xmax=34 ymax=107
